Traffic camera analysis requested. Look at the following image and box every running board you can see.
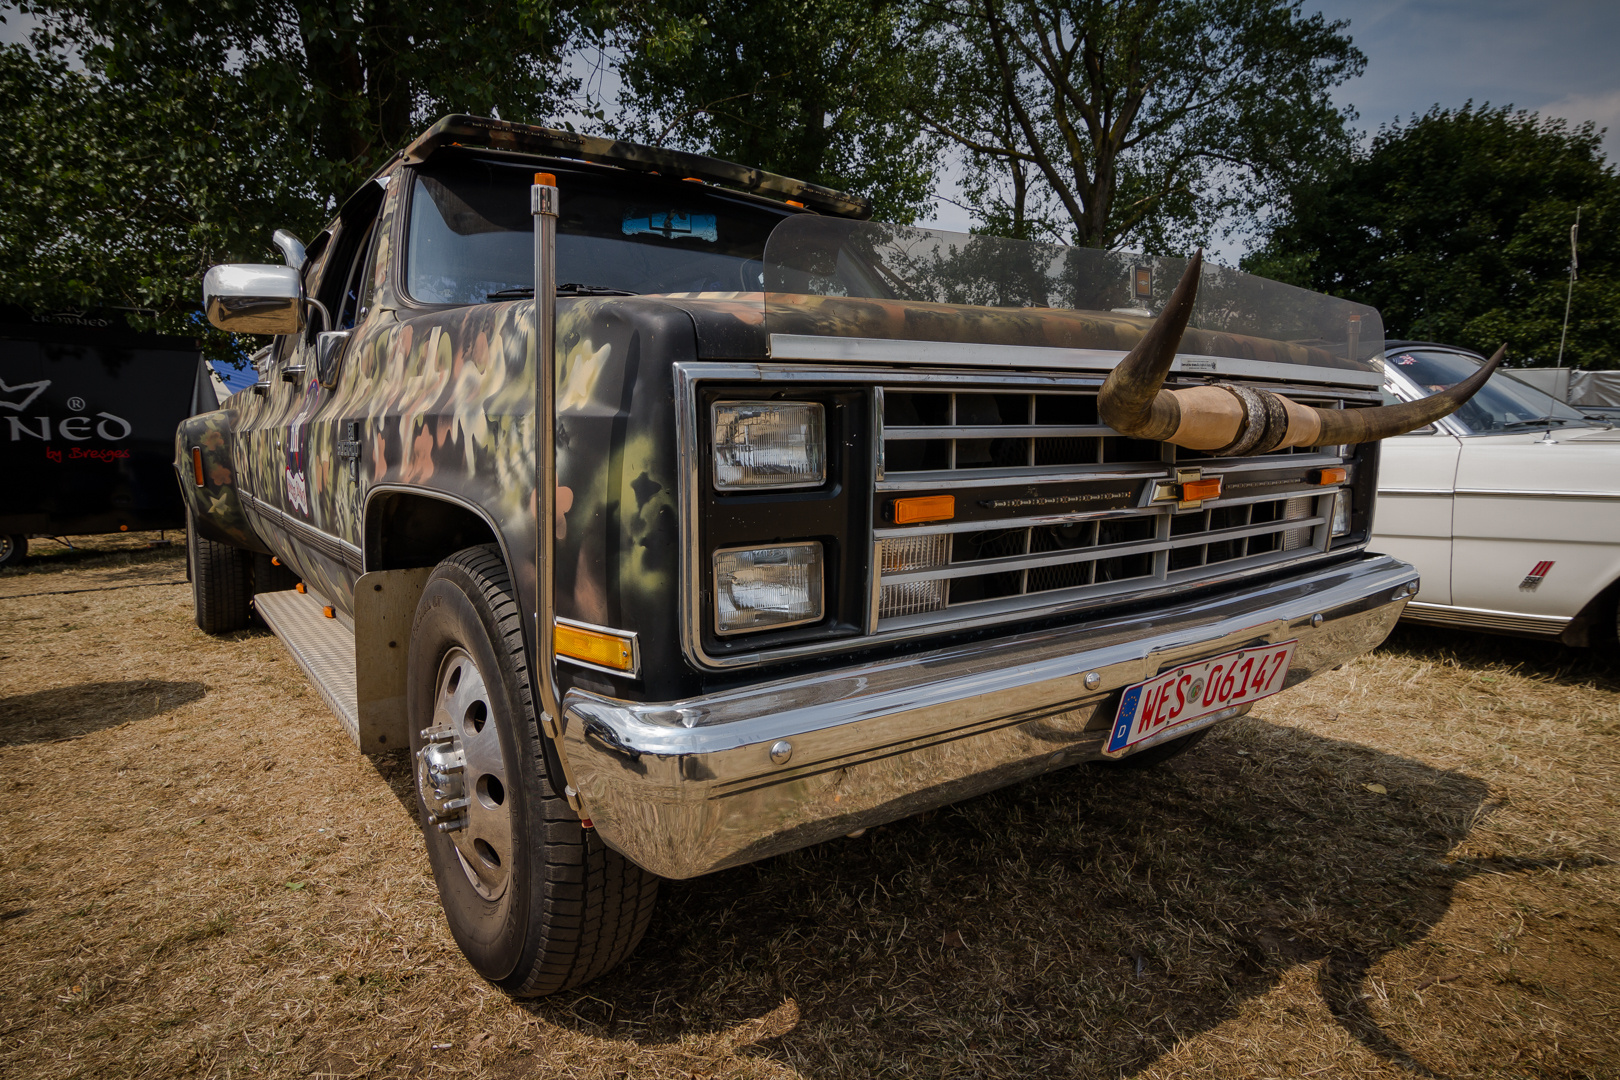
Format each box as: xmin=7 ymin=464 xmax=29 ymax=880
xmin=254 ymin=568 xmax=430 ymax=755
xmin=255 ymin=588 xmax=362 ymax=746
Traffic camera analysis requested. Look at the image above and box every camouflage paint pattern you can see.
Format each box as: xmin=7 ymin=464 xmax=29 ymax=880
xmin=173 ymin=408 xmax=269 ymax=552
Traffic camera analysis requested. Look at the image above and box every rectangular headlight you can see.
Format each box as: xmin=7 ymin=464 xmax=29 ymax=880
xmin=712 ymin=401 xmax=826 ymax=490
xmin=714 ymin=543 xmax=824 ymax=634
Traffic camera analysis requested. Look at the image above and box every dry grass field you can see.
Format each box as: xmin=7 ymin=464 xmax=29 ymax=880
xmin=1 ymin=536 xmax=1617 ymax=1079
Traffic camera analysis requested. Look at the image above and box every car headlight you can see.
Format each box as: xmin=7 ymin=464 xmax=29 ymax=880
xmin=712 ymin=401 xmax=826 ymax=490
xmin=713 ymin=543 xmax=824 ymax=634
xmin=1331 ymin=491 xmax=1351 ymax=536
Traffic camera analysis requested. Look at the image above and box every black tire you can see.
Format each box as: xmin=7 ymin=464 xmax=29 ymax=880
xmin=0 ymin=534 xmax=26 ymax=569
xmin=187 ymin=510 xmax=252 ymax=634
xmin=252 ymin=551 xmax=300 ymax=594
xmin=1093 ymin=726 xmax=1210 ymax=770
xmin=408 ymin=544 xmax=658 ymax=997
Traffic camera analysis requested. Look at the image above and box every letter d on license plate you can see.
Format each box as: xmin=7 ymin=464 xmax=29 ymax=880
xmin=1104 ymin=641 xmax=1296 ymax=757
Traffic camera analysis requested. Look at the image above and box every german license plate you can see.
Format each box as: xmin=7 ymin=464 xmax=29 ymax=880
xmin=1105 ymin=641 xmax=1296 ymax=756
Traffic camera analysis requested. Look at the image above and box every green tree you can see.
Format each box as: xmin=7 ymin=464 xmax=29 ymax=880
xmin=1245 ymin=105 xmax=1620 ymax=368
xmin=912 ymin=0 xmax=1364 ymax=250
xmin=0 ymin=1 xmax=585 ymax=355
xmin=611 ymin=0 xmax=939 ymax=223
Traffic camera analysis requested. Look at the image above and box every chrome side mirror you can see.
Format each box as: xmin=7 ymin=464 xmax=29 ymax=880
xmin=272 ymin=229 xmax=306 ymax=269
xmin=203 ymin=264 xmax=304 ymax=334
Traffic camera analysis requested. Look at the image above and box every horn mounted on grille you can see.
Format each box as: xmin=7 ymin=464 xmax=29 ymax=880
xmin=1097 ymin=252 xmax=1504 ymax=454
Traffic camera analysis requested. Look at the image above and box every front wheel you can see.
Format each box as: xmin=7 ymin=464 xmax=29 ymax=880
xmin=408 ymin=545 xmax=658 ymax=996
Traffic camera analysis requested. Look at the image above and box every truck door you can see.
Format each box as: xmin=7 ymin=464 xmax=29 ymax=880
xmin=270 ymin=182 xmax=386 ymax=608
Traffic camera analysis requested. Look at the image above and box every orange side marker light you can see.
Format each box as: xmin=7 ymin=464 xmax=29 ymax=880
xmin=1181 ymin=477 xmax=1222 ymax=502
xmin=893 ymin=495 xmax=955 ymax=525
xmin=191 ymin=446 xmax=205 ymax=486
xmin=534 ymin=172 xmax=557 ymax=187
xmin=295 ymin=583 xmax=306 ymax=594
xmin=554 ymin=622 xmax=635 ymax=672
xmin=1310 ymin=467 xmax=1348 ymax=486
xmin=322 ymin=606 xmax=335 ymax=619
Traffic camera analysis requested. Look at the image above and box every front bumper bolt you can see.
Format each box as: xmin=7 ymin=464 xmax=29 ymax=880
xmin=770 ymin=740 xmax=793 ymax=765
xmin=1084 ymin=671 xmax=1102 ymax=690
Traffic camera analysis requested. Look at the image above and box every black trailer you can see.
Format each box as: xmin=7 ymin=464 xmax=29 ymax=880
xmin=1 ymin=307 xmax=211 ymax=566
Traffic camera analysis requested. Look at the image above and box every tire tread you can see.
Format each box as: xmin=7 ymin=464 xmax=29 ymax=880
xmin=436 ymin=544 xmax=657 ymax=997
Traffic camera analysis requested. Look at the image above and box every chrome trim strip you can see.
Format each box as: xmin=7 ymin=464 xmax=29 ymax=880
xmin=1454 ymin=488 xmax=1620 ymax=501
xmin=1378 ymin=488 xmax=1455 ymax=497
xmin=884 ymin=423 xmax=1115 ymax=440
xmin=565 ymin=553 xmax=1415 ymax=878
xmin=241 ymin=490 xmax=364 ymax=574
xmin=769 ymin=334 xmax=1385 ymax=388
xmin=1401 ymin=601 xmax=1570 ymax=635
xmin=555 ymin=615 xmax=642 ymax=679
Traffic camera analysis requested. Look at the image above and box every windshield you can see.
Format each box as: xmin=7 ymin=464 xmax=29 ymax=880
xmin=1383 ymin=349 xmax=1590 ymax=433
xmin=761 ymin=217 xmax=1384 ymax=370
xmin=404 ymin=156 xmax=792 ymax=304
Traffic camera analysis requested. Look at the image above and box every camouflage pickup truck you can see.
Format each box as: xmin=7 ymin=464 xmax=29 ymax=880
xmin=179 ymin=115 xmax=1493 ymax=997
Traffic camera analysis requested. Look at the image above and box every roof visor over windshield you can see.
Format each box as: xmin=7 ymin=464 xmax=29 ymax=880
xmin=762 ymin=216 xmax=1384 ymax=373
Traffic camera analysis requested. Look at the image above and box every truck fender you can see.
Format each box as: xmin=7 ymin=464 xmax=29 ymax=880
xmin=174 ymin=409 xmax=272 ymax=554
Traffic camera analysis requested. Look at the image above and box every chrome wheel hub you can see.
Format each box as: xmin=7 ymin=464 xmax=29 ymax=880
xmin=417 ymin=647 xmax=513 ymax=901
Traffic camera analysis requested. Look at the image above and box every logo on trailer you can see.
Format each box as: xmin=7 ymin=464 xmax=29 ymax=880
xmin=0 ymin=378 xmax=50 ymax=412
xmin=1518 ymin=560 xmax=1554 ymax=591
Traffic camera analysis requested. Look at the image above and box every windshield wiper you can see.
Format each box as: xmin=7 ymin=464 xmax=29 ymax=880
xmin=485 ymin=284 xmax=639 ymax=300
xmin=1497 ymin=415 xmax=1581 ymax=430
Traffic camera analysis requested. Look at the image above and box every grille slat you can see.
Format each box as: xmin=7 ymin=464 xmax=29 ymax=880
xmin=875 ymin=382 xmax=1350 ymax=627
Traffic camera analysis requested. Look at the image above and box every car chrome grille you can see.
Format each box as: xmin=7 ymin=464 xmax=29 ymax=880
xmin=874 ymin=384 xmax=1349 ymax=632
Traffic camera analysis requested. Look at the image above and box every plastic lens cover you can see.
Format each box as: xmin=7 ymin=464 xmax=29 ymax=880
xmin=712 ymin=401 xmax=826 ymax=490
xmin=714 ymin=543 xmax=824 ymax=634
xmin=1331 ymin=492 xmax=1351 ymax=536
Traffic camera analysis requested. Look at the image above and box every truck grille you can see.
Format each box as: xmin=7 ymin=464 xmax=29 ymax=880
xmin=874 ymin=384 xmax=1349 ymax=631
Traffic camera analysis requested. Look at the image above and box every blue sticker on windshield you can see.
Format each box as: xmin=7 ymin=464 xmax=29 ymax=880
xmin=622 ymin=211 xmax=718 ymax=242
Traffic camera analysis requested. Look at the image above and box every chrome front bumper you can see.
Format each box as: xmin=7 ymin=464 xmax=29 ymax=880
xmin=561 ymin=554 xmax=1417 ymax=879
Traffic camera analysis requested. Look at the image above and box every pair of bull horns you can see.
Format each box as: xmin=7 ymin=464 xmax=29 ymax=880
xmin=1097 ymin=252 xmax=1504 ymax=453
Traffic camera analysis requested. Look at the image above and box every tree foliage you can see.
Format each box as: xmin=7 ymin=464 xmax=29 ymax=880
xmin=911 ymin=0 xmax=1364 ymax=250
xmin=1245 ymin=105 xmax=1620 ymax=368
xmin=0 ymin=0 xmax=585 ymax=354
xmin=610 ymin=0 xmax=939 ymax=223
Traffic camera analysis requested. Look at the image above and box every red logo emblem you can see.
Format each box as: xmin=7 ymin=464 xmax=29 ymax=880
xmin=1519 ymin=560 xmax=1554 ymax=591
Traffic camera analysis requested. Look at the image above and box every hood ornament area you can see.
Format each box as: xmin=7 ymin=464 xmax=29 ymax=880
xmin=1097 ymin=252 xmax=1503 ymax=453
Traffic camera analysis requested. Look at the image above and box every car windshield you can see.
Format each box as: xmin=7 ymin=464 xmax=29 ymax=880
xmin=1383 ymin=348 xmax=1590 ymax=434
xmin=404 ymin=155 xmax=793 ymax=304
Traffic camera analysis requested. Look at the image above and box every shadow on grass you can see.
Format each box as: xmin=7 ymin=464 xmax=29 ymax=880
xmin=1379 ymin=622 xmax=1618 ymax=692
xmin=1 ymin=539 xmax=186 ymax=577
xmin=0 ymin=679 xmax=207 ymax=744
xmin=527 ymin=719 xmax=1536 ymax=1078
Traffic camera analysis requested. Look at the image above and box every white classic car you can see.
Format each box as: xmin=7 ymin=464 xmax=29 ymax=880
xmin=1373 ymin=342 xmax=1620 ymax=646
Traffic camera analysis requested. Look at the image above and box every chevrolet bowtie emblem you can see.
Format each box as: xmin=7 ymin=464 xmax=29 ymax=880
xmin=1152 ymin=468 xmax=1222 ymax=510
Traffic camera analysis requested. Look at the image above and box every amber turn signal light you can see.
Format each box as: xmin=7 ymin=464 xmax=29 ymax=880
xmin=1181 ymin=477 xmax=1223 ymax=502
xmin=191 ymin=446 xmax=205 ymax=486
xmin=555 ymin=622 xmax=635 ymax=672
xmin=1309 ymin=467 xmax=1348 ymax=486
xmin=534 ymin=172 xmax=557 ymax=187
xmin=892 ymin=495 xmax=955 ymax=525
xmin=295 ymin=582 xmax=306 ymax=594
xmin=322 ymin=606 xmax=335 ymax=619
